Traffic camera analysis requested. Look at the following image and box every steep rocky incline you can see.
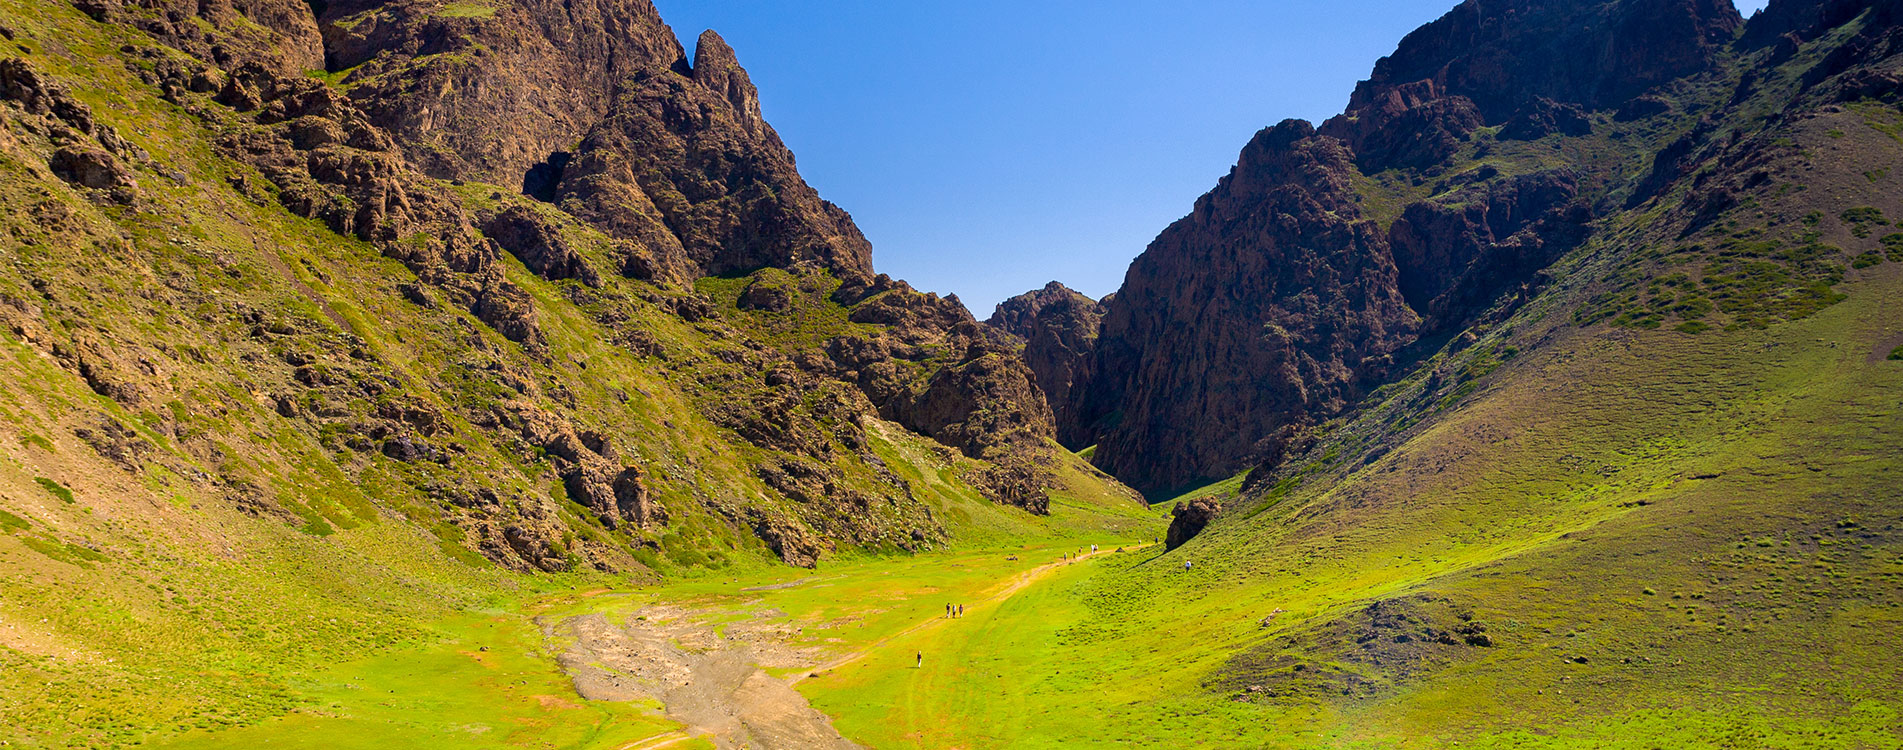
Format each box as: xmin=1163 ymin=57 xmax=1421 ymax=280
xmin=1078 ymin=121 xmax=1420 ymax=493
xmin=985 ymin=282 xmax=1102 ymax=449
xmin=317 ymin=0 xmax=685 ymax=185
xmin=1013 ymin=0 xmax=1758 ymax=493
xmin=303 ymin=2 xmax=1059 ymax=499
xmin=0 ymin=0 xmax=1084 ymax=584
xmin=551 ymin=29 xmax=875 ymax=284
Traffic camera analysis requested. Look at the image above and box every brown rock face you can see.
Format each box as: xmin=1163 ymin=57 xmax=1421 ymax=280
xmin=101 ymin=0 xmax=324 ymax=74
xmin=822 ymin=277 xmax=1061 ymax=512
xmin=1387 ymin=169 xmax=1588 ymax=327
xmin=551 ymin=31 xmax=874 ymax=283
xmin=479 ymin=205 xmax=603 ymax=288
xmin=203 ymin=61 xmax=547 ymax=351
xmin=49 ymin=144 xmax=135 ymax=191
xmin=1081 ymin=120 xmax=1419 ymax=493
xmin=1055 ymin=0 xmax=1748 ymax=493
xmin=1317 ymin=0 xmax=1740 ymax=172
xmin=1341 ymin=0 xmax=1741 ymax=124
xmin=986 ymin=282 xmax=1103 ymax=449
xmin=316 ymin=0 xmax=685 ymax=184
xmin=311 ymin=3 xmax=871 ymax=284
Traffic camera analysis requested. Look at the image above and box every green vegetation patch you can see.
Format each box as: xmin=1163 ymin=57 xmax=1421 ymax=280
xmin=1883 ymin=233 xmax=1903 ymax=262
xmin=435 ymin=1 xmax=497 ymax=19
xmin=1841 ymin=206 xmax=1888 ymax=238
xmin=33 ymin=477 xmax=75 ymax=504
xmin=20 ymin=536 xmax=110 ymax=566
xmin=0 ymin=508 xmax=29 ymax=533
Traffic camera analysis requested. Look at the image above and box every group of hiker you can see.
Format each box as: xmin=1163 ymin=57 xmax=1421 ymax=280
xmin=919 ymin=541 xmax=1136 ymax=669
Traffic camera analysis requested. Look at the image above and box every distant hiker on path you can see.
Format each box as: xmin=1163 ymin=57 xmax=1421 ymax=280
xmin=916 ymin=651 xmax=922 ymax=668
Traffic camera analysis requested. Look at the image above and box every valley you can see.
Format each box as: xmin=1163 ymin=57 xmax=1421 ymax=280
xmin=2 ymin=0 xmax=1901 ymax=747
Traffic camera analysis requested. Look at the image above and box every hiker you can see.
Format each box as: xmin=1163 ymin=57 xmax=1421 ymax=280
xmin=1184 ymin=560 xmax=1193 ymax=571
xmin=945 ymin=603 xmax=952 ymax=618
xmin=917 ymin=651 xmax=922 ymax=668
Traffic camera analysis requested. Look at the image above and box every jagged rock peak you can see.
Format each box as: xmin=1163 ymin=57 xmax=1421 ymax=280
xmin=692 ymin=30 xmax=765 ymax=135
xmin=987 ymin=281 xmax=1104 ymax=449
xmin=987 ymin=281 xmax=1097 ymax=334
xmin=1348 ymin=0 xmax=1743 ymax=122
xmin=314 ymin=0 xmax=691 ymax=182
xmin=1742 ymin=0 xmax=1902 ymax=46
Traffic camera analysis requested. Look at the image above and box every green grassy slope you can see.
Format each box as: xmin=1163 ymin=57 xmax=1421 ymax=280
xmin=791 ymin=14 xmax=1903 ymax=746
xmin=0 ymin=1 xmax=1151 ymax=746
xmin=789 ymin=249 xmax=1903 ymax=750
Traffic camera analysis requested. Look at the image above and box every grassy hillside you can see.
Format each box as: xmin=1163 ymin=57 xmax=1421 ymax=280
xmin=785 ymin=229 xmax=1903 ymax=750
xmin=0 ymin=1 xmax=1152 ymax=746
xmin=790 ymin=9 xmax=1903 ymax=746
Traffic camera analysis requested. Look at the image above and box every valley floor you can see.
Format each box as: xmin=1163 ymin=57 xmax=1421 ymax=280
xmin=152 ymin=532 xmax=1158 ymax=750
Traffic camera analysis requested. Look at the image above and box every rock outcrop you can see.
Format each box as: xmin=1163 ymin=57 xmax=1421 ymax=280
xmin=311 ymin=2 xmax=873 ymax=285
xmin=1387 ymin=169 xmax=1590 ymax=327
xmin=1046 ymin=0 xmax=1752 ymax=493
xmin=1166 ymin=496 xmax=1220 ymax=550
xmin=111 ymin=0 xmax=325 ymax=75
xmin=1079 ymin=121 xmax=1419 ymax=493
xmin=551 ymin=31 xmax=875 ymax=283
xmin=1337 ymin=0 xmax=1740 ymax=125
xmin=316 ymin=0 xmax=685 ymax=184
xmin=986 ymin=282 xmax=1103 ymax=448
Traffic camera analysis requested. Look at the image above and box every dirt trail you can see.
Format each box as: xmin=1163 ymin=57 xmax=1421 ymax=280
xmin=564 ymin=544 xmax=1146 ymax=750
xmin=790 ymin=544 xmax=1143 ymax=685
xmin=555 ymin=605 xmax=857 ymax=750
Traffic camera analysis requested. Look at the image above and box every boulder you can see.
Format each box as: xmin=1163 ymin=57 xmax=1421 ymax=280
xmin=1166 ymin=496 xmax=1221 ymax=550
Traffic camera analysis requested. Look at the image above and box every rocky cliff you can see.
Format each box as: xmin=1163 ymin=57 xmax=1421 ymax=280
xmin=986 ymin=281 xmax=1102 ymax=448
xmin=1012 ymin=0 xmax=1768 ymax=493
xmin=0 ymin=0 xmax=1087 ymax=585
xmin=1077 ymin=121 xmax=1420 ymax=493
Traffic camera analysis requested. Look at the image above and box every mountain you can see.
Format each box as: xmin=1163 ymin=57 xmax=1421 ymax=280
xmin=985 ymin=281 xmax=1103 ymax=449
xmin=1000 ymin=0 xmax=1860 ymax=495
xmin=950 ymin=0 xmax=1903 ymax=744
xmin=0 ymin=1 xmax=1148 ymax=744
xmin=5 ymin=0 xmax=1902 ymax=746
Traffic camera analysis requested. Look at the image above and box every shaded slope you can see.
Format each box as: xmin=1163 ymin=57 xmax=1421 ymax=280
xmin=1035 ymin=0 xmax=1754 ymax=492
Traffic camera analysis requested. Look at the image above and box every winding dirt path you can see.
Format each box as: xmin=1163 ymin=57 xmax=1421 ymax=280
xmin=788 ymin=544 xmax=1143 ymax=686
xmin=575 ymin=544 xmax=1146 ymax=750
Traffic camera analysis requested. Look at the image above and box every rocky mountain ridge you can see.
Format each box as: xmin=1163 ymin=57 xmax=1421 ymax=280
xmin=0 ymin=0 xmax=1086 ymax=582
xmin=995 ymin=0 xmax=1903 ymax=494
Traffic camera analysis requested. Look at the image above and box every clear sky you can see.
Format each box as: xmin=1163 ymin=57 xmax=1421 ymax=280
xmin=652 ymin=0 xmax=1771 ymax=316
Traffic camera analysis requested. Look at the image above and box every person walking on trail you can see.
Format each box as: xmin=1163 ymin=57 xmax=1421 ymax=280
xmin=917 ymin=651 xmax=922 ymax=668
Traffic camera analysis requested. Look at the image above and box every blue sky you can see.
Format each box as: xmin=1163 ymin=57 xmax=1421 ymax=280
xmin=653 ymin=0 xmax=1771 ymax=315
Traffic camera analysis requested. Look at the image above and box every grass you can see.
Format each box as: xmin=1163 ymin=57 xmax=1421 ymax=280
xmin=435 ymin=1 xmax=498 ymax=19
xmin=0 ymin=0 xmax=1896 ymax=748
xmin=773 ymin=254 xmax=1903 ymax=749
xmin=32 ymin=476 xmax=74 ymax=504
xmin=160 ymin=608 xmax=681 ymax=749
